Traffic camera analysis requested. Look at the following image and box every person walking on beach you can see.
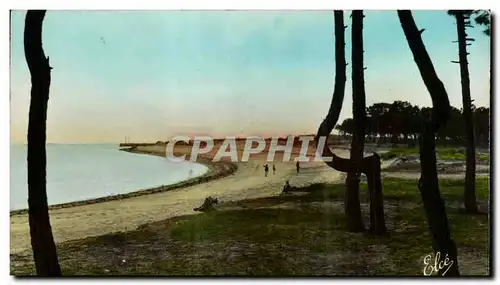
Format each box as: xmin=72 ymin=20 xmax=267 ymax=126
xmin=272 ymin=164 xmax=276 ymax=175
xmin=264 ymin=164 xmax=269 ymax=177
xmin=296 ymin=161 xmax=300 ymax=174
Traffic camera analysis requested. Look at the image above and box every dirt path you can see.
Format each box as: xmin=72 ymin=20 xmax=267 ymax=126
xmin=10 ymin=147 xmax=350 ymax=254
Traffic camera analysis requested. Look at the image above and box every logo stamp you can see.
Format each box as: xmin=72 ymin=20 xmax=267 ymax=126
xmin=423 ymin=252 xmax=454 ymax=276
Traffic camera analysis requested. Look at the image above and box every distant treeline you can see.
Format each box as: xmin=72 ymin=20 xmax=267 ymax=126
xmin=335 ymin=100 xmax=490 ymax=147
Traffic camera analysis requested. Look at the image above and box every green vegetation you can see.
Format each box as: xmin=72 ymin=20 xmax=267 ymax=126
xmin=380 ymin=147 xmax=490 ymax=162
xmin=10 ymin=178 xmax=490 ymax=276
xmin=380 ymin=147 xmax=419 ymax=160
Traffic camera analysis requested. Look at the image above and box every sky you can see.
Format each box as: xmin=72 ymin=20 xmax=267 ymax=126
xmin=10 ymin=10 xmax=491 ymax=143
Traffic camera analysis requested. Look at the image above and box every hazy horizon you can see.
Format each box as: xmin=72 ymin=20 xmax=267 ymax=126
xmin=10 ymin=10 xmax=490 ymax=144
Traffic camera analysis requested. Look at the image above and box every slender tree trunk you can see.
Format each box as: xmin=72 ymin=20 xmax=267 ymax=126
xmin=455 ymin=12 xmax=478 ymax=213
xmin=398 ymin=10 xmax=459 ymax=276
xmin=320 ymin=11 xmax=347 ymax=133
xmin=315 ymin=10 xmax=386 ymax=235
xmin=345 ymin=10 xmax=366 ymax=232
xmin=489 ymin=31 xmax=492 ymax=150
xmin=24 ymin=10 xmax=62 ymax=276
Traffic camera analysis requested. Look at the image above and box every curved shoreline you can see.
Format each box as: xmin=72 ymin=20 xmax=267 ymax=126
xmin=10 ymin=147 xmax=238 ymax=216
xmin=10 ymin=144 xmax=488 ymax=216
xmin=10 ymin=145 xmax=488 ymax=255
xmin=11 ymin=148 xmax=321 ymax=255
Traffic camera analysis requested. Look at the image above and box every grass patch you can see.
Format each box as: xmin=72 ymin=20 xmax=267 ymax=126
xmin=438 ymin=178 xmax=490 ymax=200
xmin=380 ymin=147 xmax=489 ymax=162
xmin=380 ymin=147 xmax=419 ymax=160
xmin=478 ymin=153 xmax=490 ymax=162
xmin=376 ymin=177 xmax=490 ymax=201
xmin=282 ymin=177 xmax=490 ymax=202
xmin=437 ymin=147 xmax=468 ymax=161
xmin=10 ymin=178 xmax=490 ymax=276
xmin=169 ymin=208 xmax=339 ymax=244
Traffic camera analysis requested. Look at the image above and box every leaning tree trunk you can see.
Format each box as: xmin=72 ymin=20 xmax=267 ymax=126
xmin=398 ymin=10 xmax=459 ymax=276
xmin=24 ymin=10 xmax=62 ymax=276
xmin=454 ymin=12 xmax=478 ymax=213
xmin=315 ymin=10 xmax=386 ymax=235
xmin=345 ymin=10 xmax=367 ymax=232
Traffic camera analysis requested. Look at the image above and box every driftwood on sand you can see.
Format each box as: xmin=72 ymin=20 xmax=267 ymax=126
xmin=193 ymin=197 xmax=219 ymax=212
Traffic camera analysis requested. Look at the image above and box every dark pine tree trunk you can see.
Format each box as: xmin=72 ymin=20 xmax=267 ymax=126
xmin=24 ymin=10 xmax=62 ymax=276
xmin=398 ymin=10 xmax=459 ymax=276
xmin=366 ymin=153 xmax=385 ymax=235
xmin=318 ymin=11 xmax=346 ymax=133
xmin=345 ymin=10 xmax=366 ymax=232
xmin=455 ymin=12 xmax=478 ymax=213
xmin=315 ymin=10 xmax=385 ymax=235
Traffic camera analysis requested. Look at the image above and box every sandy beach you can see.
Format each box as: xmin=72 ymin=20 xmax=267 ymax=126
xmin=10 ymin=143 xmax=350 ymax=254
xmin=10 ymin=142 xmax=488 ymax=255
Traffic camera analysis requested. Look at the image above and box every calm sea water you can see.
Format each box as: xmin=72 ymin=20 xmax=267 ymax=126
xmin=10 ymin=144 xmax=208 ymax=211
